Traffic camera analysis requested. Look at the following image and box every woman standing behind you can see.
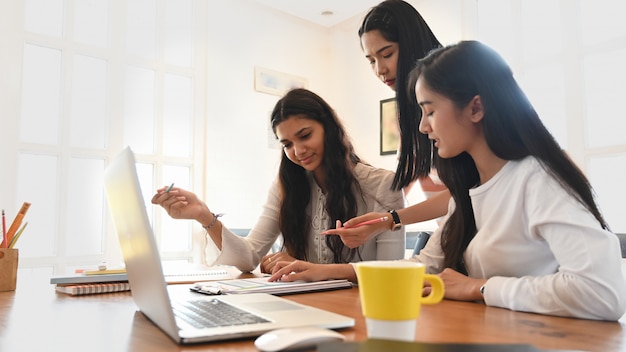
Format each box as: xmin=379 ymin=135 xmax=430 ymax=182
xmin=329 ymin=0 xmax=450 ymax=248
xmin=152 ymin=88 xmax=405 ymax=273
xmin=270 ymin=41 xmax=626 ymax=321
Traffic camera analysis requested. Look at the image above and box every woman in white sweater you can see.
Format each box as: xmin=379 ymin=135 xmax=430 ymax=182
xmin=152 ymin=88 xmax=405 ymax=274
xmin=269 ymin=41 xmax=626 ymax=321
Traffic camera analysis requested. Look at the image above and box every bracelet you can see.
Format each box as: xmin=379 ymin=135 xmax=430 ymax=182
xmin=203 ymin=213 xmax=224 ymax=230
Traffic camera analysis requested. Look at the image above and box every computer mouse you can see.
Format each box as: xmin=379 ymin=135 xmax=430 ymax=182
xmin=254 ymin=326 xmax=345 ymax=352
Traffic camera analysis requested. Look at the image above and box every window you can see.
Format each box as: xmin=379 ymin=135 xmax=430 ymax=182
xmin=2 ymin=0 xmax=206 ymax=277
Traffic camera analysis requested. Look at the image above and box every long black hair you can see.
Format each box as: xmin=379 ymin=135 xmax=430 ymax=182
xmin=408 ymin=41 xmax=608 ymax=273
xmin=359 ymin=0 xmax=441 ymax=190
xmin=270 ymin=88 xmax=363 ymax=263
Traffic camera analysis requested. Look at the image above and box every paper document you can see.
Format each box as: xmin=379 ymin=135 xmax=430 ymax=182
xmin=192 ymin=277 xmax=353 ymax=295
xmin=163 ymin=268 xmax=231 ymax=283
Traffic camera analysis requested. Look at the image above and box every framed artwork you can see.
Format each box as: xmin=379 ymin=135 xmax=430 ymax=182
xmin=254 ymin=66 xmax=308 ymax=96
xmin=380 ymin=97 xmax=399 ymax=155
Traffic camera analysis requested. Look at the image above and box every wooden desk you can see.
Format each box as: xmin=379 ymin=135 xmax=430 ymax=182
xmin=1 ymin=276 xmax=625 ymax=352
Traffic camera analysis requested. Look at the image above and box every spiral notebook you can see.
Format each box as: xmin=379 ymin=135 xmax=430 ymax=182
xmin=55 ymin=282 xmax=131 ymax=296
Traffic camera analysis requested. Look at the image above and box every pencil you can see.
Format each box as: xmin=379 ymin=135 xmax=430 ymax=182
xmin=83 ymin=268 xmax=127 ymax=275
xmin=166 ymin=183 xmax=175 ymax=193
xmin=344 ymin=216 xmax=389 ymax=229
xmin=5 ymin=202 xmax=31 ymax=245
xmin=8 ymin=222 xmax=28 ymax=249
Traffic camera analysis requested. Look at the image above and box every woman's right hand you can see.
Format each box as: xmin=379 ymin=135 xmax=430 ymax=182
xmin=320 ymin=212 xmax=391 ymax=248
xmin=268 ymin=260 xmax=356 ymax=282
xmin=260 ymin=252 xmax=296 ymax=274
xmin=151 ymin=186 xmax=210 ymax=222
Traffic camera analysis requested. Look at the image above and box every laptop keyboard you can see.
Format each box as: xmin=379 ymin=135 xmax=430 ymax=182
xmin=172 ymin=299 xmax=270 ymax=329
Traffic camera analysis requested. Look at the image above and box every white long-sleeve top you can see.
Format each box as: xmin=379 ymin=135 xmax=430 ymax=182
xmin=211 ymin=163 xmax=406 ymax=272
xmin=412 ymin=156 xmax=626 ymax=320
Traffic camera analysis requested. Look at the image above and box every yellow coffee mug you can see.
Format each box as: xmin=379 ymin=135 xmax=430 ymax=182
xmin=355 ymin=261 xmax=444 ymax=321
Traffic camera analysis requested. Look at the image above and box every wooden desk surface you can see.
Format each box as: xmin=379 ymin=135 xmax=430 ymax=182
xmin=1 ymin=275 xmax=625 ymax=352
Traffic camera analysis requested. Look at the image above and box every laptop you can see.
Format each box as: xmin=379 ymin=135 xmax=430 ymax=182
xmin=103 ymin=147 xmax=354 ymax=344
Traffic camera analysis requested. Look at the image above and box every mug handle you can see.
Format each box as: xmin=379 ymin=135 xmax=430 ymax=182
xmin=421 ymin=274 xmax=444 ymax=305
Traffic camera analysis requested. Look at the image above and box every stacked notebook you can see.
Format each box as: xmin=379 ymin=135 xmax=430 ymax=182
xmin=55 ymin=281 xmax=131 ymax=295
xmin=51 ymin=267 xmax=232 ymax=296
xmin=51 ymin=273 xmax=129 ymax=296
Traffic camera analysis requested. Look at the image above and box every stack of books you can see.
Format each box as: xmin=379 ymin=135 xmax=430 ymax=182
xmin=50 ymin=272 xmax=130 ymax=296
xmin=50 ymin=266 xmax=232 ymax=296
xmin=55 ymin=281 xmax=131 ymax=295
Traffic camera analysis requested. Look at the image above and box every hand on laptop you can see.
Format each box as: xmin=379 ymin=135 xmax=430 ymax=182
xmin=260 ymin=252 xmax=295 ymax=274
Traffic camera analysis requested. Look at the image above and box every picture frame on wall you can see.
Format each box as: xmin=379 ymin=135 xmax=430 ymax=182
xmin=254 ymin=66 xmax=308 ymax=96
xmin=380 ymin=97 xmax=399 ymax=155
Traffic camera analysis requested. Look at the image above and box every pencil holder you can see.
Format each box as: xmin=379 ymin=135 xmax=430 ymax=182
xmin=0 ymin=248 xmax=18 ymax=291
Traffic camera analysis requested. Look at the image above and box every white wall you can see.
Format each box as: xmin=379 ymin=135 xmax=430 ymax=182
xmin=203 ymin=0 xmax=336 ymax=228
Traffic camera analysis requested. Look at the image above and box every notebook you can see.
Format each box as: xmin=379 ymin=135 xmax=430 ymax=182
xmin=55 ymin=282 xmax=131 ymax=296
xmin=50 ymin=267 xmax=231 ymax=286
xmin=103 ymin=147 xmax=354 ymax=344
xmin=192 ymin=276 xmax=353 ymax=295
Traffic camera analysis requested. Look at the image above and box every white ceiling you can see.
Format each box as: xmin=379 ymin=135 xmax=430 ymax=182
xmin=254 ymin=0 xmax=381 ymax=28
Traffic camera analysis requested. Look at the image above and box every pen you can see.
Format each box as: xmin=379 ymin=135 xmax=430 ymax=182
xmin=84 ymin=268 xmax=127 ymax=275
xmin=2 ymin=209 xmax=6 ymax=246
xmin=4 ymin=202 xmax=31 ymax=247
xmin=8 ymin=222 xmax=28 ymax=249
xmin=166 ymin=183 xmax=175 ymax=193
xmin=344 ymin=216 xmax=389 ymax=229
xmin=194 ymin=285 xmax=222 ymax=295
